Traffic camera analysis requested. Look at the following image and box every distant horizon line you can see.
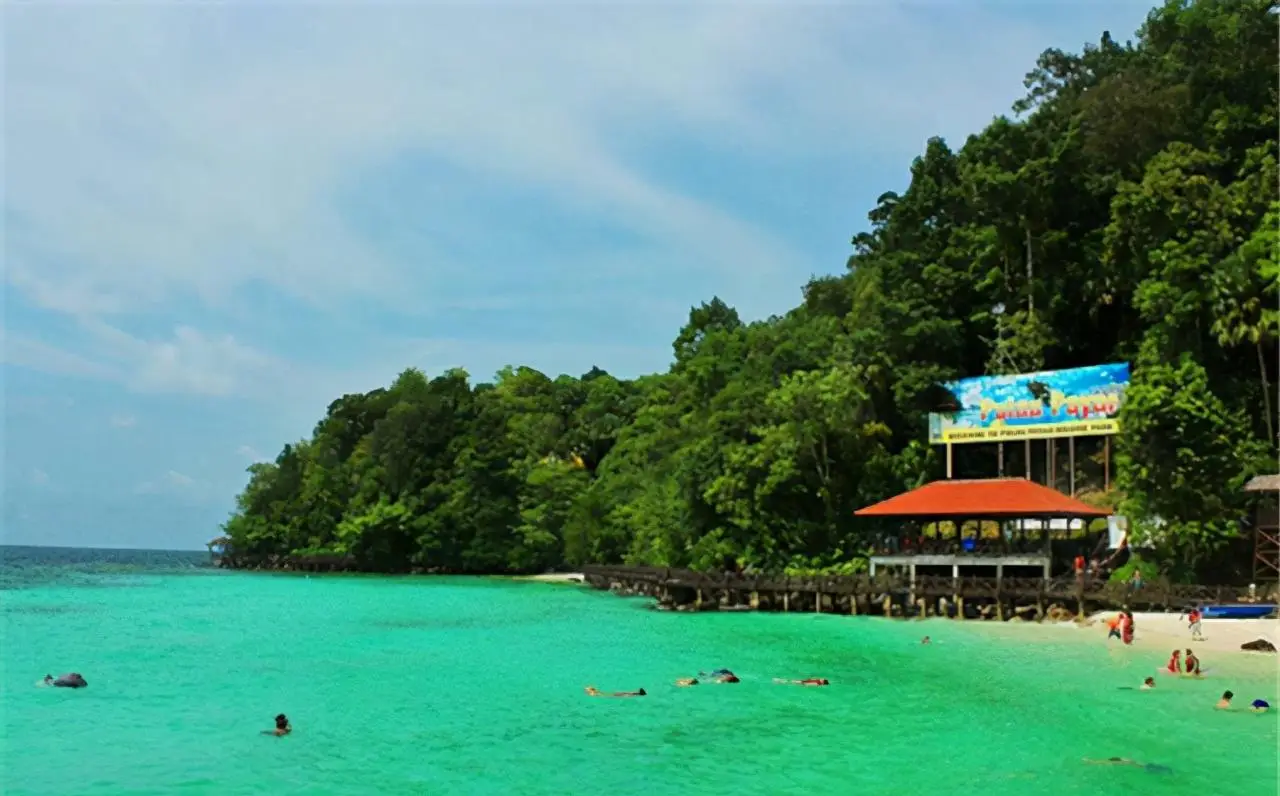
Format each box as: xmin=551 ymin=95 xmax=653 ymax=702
xmin=0 ymin=543 xmax=207 ymax=553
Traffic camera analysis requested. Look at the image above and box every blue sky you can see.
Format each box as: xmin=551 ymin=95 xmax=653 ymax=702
xmin=2 ymin=1 xmax=1156 ymax=550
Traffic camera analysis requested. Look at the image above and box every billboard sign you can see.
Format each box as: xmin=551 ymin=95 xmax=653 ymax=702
xmin=928 ymin=363 xmax=1129 ymax=445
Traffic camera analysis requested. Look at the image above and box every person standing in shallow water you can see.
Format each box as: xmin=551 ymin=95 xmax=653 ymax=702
xmin=263 ymin=714 xmax=291 ymax=736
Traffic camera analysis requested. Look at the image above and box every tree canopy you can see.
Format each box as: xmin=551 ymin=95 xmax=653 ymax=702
xmin=224 ymin=0 xmax=1278 ymax=580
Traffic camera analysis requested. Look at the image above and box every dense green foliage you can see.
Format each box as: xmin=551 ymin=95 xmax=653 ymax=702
xmin=225 ymin=0 xmax=1278 ymax=578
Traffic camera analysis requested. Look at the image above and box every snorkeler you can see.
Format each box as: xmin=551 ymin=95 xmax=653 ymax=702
xmin=1216 ymin=690 xmax=1233 ymax=709
xmin=698 ymin=669 xmax=739 ymax=683
xmin=263 ymin=714 xmax=291 ymax=736
xmin=774 ymin=678 xmax=829 ymax=686
xmin=1083 ymin=758 xmax=1172 ymax=774
xmin=1250 ymin=699 xmax=1270 ymax=713
xmin=1140 ymin=677 xmax=1155 ymax=690
xmin=585 ymin=686 xmax=647 ymax=698
xmin=44 ymin=673 xmax=87 ymax=688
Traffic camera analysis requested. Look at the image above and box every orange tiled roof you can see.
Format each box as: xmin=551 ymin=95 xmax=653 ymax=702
xmin=854 ymin=478 xmax=1110 ymax=518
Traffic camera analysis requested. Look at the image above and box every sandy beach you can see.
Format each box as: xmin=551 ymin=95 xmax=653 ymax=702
xmin=510 ymin=572 xmax=586 ymax=584
xmin=959 ymin=610 xmax=1280 ymax=669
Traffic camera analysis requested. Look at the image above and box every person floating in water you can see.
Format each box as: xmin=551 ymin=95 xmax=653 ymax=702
xmin=675 ymin=677 xmax=699 ymax=687
xmin=699 ymin=669 xmax=740 ymax=683
xmin=1140 ymin=677 xmax=1156 ymax=690
xmin=774 ymin=678 xmax=829 ymax=686
xmin=1165 ymin=649 xmax=1182 ymax=674
xmin=585 ymin=686 xmax=646 ymax=698
xmin=1250 ymin=699 xmax=1270 ymax=713
xmin=1216 ymin=690 xmax=1233 ymax=709
xmin=263 ymin=714 xmax=291 ymax=736
xmin=1183 ymin=649 xmax=1201 ymax=676
xmin=921 ymin=636 xmax=931 ymax=645
xmin=1083 ymin=757 xmax=1172 ymax=774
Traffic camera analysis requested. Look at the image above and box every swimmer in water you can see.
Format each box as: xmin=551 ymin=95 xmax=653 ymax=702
xmin=1250 ymin=699 xmax=1270 ymax=713
xmin=921 ymin=636 xmax=931 ymax=645
xmin=585 ymin=686 xmax=647 ymax=698
xmin=774 ymin=678 xmax=829 ymax=686
xmin=1165 ymin=649 xmax=1182 ymax=674
xmin=1140 ymin=677 xmax=1155 ymax=690
xmin=699 ymin=669 xmax=739 ymax=683
xmin=1083 ymin=758 xmax=1171 ymax=774
xmin=1183 ymin=649 xmax=1201 ymax=676
xmin=675 ymin=678 xmax=699 ymax=687
xmin=1216 ymin=690 xmax=1233 ymax=709
xmin=262 ymin=714 xmax=291 ymax=736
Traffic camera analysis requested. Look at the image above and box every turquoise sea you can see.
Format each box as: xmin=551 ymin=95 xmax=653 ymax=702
xmin=2 ymin=546 xmax=1277 ymax=796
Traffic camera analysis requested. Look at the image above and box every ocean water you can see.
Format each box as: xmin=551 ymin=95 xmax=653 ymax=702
xmin=2 ymin=547 xmax=1276 ymax=796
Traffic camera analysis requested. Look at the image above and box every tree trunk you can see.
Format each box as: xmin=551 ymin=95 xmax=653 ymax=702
xmin=1257 ymin=341 xmax=1275 ymax=445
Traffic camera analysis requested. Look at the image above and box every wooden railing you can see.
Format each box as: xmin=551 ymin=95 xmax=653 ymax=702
xmin=580 ymin=565 xmax=1271 ymax=618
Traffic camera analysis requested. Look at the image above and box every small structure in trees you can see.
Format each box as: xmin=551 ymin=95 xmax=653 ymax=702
xmin=1245 ymin=474 xmax=1280 ymax=584
xmin=207 ymin=536 xmax=230 ymax=567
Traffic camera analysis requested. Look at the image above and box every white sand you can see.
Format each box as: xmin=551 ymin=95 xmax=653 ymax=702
xmin=511 ymin=572 xmax=585 ymax=584
xmin=957 ymin=610 xmax=1280 ymax=670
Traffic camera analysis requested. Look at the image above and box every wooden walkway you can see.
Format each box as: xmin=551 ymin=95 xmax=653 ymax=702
xmin=581 ymin=565 xmax=1261 ymax=620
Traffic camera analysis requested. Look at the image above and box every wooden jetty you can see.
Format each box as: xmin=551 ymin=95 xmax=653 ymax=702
xmin=580 ymin=565 xmax=1261 ymax=621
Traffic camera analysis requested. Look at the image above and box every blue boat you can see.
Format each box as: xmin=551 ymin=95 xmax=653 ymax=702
xmin=1200 ymin=604 xmax=1278 ymax=619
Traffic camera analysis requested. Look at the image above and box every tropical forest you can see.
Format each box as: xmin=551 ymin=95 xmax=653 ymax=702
xmin=223 ymin=0 xmax=1279 ymax=583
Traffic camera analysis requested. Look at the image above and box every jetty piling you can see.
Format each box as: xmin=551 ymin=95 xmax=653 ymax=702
xmin=582 ymin=565 xmax=1265 ymax=621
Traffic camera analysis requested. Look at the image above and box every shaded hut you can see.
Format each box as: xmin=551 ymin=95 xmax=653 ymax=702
xmin=854 ymin=478 xmax=1111 ymax=582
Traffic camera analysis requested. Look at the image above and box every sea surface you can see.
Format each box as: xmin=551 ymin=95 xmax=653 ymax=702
xmin=2 ymin=546 xmax=1277 ymax=796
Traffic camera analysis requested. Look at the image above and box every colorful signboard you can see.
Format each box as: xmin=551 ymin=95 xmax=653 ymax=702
xmin=928 ymin=363 xmax=1129 ymax=445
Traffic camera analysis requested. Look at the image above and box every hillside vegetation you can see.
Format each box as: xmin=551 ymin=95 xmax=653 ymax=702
xmin=224 ymin=0 xmax=1278 ymax=581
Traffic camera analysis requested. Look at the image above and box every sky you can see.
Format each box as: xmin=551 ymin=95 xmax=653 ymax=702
xmin=1 ymin=1 xmax=1158 ymax=550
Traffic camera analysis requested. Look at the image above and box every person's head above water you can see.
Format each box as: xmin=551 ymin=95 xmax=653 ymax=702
xmin=1144 ymin=677 xmax=1155 ymax=686
xmin=275 ymin=714 xmax=289 ymax=729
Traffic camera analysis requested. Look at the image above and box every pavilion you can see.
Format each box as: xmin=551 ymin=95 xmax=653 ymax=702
xmin=854 ymin=478 xmax=1111 ymax=581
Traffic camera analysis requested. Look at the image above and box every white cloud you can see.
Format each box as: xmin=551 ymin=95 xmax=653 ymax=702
xmin=237 ymin=445 xmax=267 ymax=463
xmin=1 ymin=329 xmax=121 ymax=381
xmin=136 ymin=469 xmax=195 ymax=494
xmin=4 ymin=320 xmax=280 ymax=398
xmin=3 ymin=3 xmax=1075 ymax=322
xmin=110 ymin=413 xmax=137 ymax=428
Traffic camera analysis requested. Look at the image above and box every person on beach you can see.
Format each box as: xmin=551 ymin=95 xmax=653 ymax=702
xmin=1216 ymin=690 xmax=1233 ymax=709
xmin=263 ymin=714 xmax=291 ymax=736
xmin=1106 ymin=614 xmax=1122 ymax=641
xmin=774 ymin=678 xmax=829 ymax=686
xmin=1181 ymin=607 xmax=1205 ymax=641
xmin=1249 ymin=699 xmax=1270 ymax=713
xmin=1183 ymin=649 xmax=1201 ymax=676
xmin=1165 ymin=650 xmax=1182 ymax=674
xmin=1140 ymin=677 xmax=1156 ymax=690
xmin=1120 ymin=611 xmax=1134 ymax=645
xmin=585 ymin=686 xmax=647 ymax=698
